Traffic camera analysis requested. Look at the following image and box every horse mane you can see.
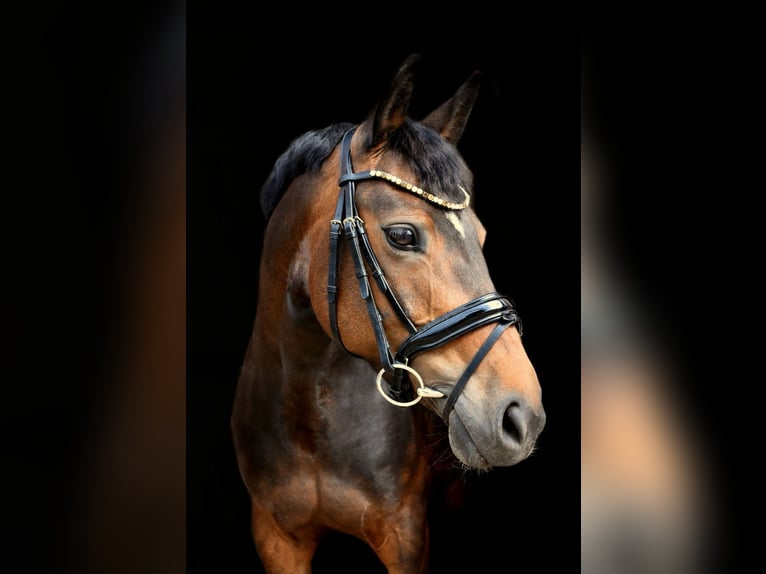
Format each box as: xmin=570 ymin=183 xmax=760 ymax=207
xmin=260 ymin=119 xmax=473 ymax=221
xmin=260 ymin=122 xmax=354 ymax=220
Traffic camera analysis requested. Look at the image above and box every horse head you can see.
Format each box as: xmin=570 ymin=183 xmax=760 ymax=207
xmin=303 ymin=55 xmax=546 ymax=469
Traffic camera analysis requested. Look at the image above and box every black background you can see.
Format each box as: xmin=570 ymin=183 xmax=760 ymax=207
xmin=188 ymin=12 xmax=580 ymax=574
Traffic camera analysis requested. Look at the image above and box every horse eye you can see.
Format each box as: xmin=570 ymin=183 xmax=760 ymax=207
xmin=385 ymin=225 xmax=418 ymax=249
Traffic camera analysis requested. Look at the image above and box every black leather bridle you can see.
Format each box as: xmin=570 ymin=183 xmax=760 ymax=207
xmin=327 ymin=128 xmax=522 ymax=421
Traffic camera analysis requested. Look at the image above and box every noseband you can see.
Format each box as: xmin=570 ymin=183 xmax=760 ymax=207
xmin=327 ymin=128 xmax=522 ymax=422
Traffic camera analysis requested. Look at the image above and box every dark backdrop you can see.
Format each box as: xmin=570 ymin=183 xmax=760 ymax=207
xmin=188 ymin=14 xmax=580 ymax=573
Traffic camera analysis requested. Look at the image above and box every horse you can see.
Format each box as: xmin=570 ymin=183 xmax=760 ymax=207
xmin=231 ymin=54 xmax=546 ymax=573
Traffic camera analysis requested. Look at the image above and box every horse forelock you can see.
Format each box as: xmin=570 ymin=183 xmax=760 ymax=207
xmin=260 ymin=122 xmax=354 ymax=221
xmin=383 ymin=120 xmax=474 ymax=207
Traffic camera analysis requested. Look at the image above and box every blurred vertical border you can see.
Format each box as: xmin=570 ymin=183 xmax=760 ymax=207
xmin=3 ymin=1 xmax=185 ymax=572
xmin=582 ymin=19 xmax=763 ymax=574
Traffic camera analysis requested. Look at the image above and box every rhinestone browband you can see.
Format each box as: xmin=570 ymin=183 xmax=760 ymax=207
xmin=366 ymin=169 xmax=471 ymax=210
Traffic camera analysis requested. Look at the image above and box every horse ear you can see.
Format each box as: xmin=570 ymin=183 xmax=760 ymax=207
xmin=421 ymin=70 xmax=482 ymax=145
xmin=366 ymin=53 xmax=421 ymax=147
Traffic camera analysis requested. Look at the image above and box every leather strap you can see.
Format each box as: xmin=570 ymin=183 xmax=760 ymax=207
xmin=441 ymin=318 xmax=513 ymax=422
xmin=394 ymin=293 xmax=520 ymax=363
xmin=328 ymin=128 xmax=401 ymax=370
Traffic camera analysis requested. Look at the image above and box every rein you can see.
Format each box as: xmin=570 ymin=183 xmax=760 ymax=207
xmin=327 ymin=128 xmax=522 ymax=422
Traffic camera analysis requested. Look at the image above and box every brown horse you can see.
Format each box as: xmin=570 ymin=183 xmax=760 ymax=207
xmin=231 ymin=54 xmax=546 ymax=573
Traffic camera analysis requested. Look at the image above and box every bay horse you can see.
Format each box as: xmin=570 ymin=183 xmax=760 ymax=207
xmin=231 ymin=54 xmax=546 ymax=573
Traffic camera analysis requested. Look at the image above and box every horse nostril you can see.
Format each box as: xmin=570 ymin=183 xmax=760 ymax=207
xmin=503 ymin=402 xmax=528 ymax=444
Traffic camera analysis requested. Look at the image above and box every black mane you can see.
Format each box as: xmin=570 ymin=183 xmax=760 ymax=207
xmin=260 ymin=120 xmax=473 ymax=221
xmin=260 ymin=122 xmax=353 ymax=220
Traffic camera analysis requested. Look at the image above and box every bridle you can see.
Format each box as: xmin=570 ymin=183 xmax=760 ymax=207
xmin=327 ymin=127 xmax=522 ymax=422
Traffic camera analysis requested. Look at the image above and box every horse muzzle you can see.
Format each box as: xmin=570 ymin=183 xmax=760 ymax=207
xmin=446 ymin=393 xmax=546 ymax=469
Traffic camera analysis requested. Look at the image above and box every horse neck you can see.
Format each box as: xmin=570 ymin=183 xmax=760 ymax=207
xmin=243 ymin=172 xmax=342 ymax=381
